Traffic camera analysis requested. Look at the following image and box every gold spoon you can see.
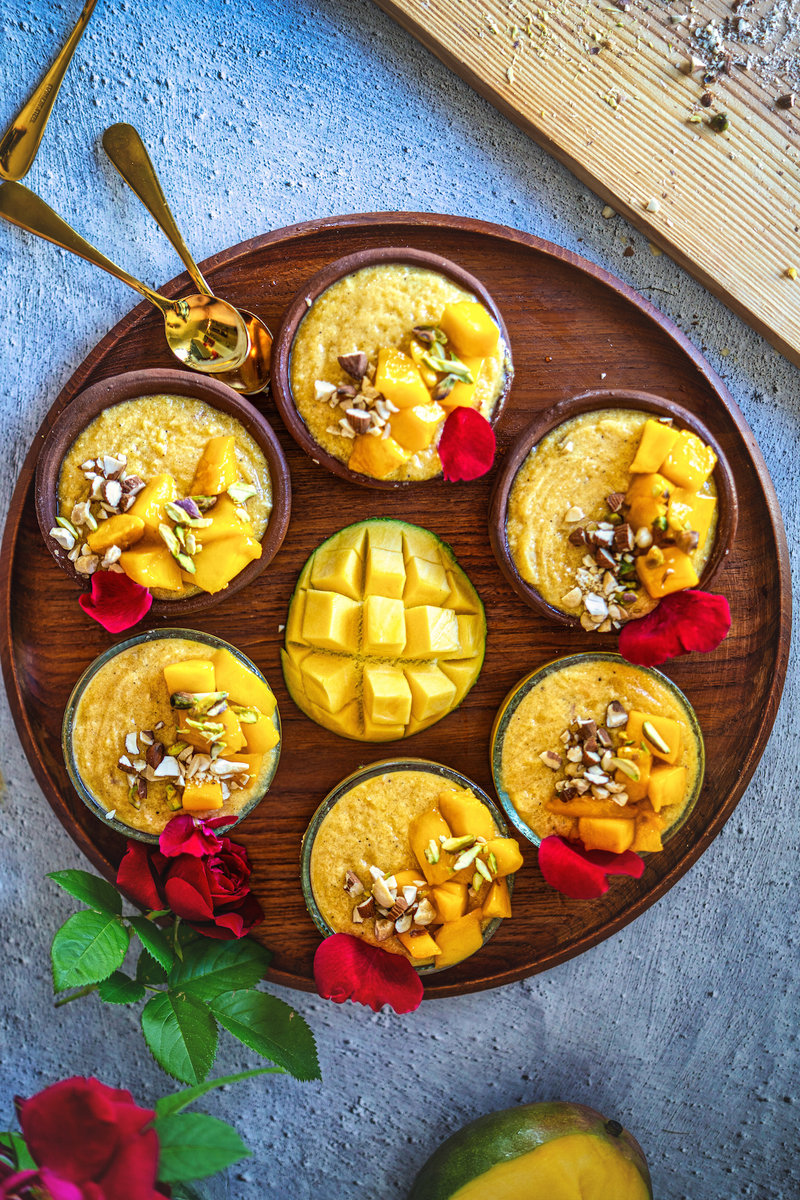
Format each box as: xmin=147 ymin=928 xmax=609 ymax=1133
xmin=102 ymin=123 xmax=272 ymax=394
xmin=0 ymin=180 xmax=251 ymax=373
xmin=0 ymin=0 xmax=100 ymax=182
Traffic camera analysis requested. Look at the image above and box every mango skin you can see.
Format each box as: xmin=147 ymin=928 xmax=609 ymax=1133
xmin=407 ymin=1102 xmax=652 ymax=1200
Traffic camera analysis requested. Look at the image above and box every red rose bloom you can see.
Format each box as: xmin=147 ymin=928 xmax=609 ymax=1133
xmin=16 ymin=1077 xmax=161 ymax=1200
xmin=118 ymin=834 xmax=263 ymax=940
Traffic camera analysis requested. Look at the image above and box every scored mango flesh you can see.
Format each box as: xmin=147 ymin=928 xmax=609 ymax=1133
xmin=282 ymin=520 xmax=485 ymax=740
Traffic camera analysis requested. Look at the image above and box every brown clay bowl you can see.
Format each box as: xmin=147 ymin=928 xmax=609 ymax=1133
xmin=270 ymin=246 xmax=513 ymax=489
xmin=35 ymin=368 xmax=292 ymax=617
xmin=488 ymin=388 xmax=738 ymax=627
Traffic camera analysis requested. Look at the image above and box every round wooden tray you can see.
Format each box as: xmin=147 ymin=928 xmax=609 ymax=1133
xmin=1 ymin=214 xmax=790 ymax=999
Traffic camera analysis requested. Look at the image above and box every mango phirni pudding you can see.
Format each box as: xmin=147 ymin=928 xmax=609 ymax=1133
xmin=495 ymin=655 xmax=703 ymax=855
xmin=289 ymin=263 xmax=510 ymax=481
xmin=282 ymin=519 xmax=485 ymax=741
xmin=505 ymin=410 xmax=719 ymax=630
xmin=68 ymin=636 xmax=280 ymax=836
xmin=51 ymin=394 xmax=272 ymax=599
xmin=308 ymin=767 xmax=522 ymax=970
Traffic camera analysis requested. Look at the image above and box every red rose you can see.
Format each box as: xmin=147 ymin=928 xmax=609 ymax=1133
xmin=118 ymin=834 xmax=263 ymax=940
xmin=16 ymin=1077 xmax=161 ymax=1200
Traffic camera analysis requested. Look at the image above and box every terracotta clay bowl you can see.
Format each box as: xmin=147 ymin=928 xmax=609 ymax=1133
xmin=35 ymin=368 xmax=291 ymax=617
xmin=270 ymin=246 xmax=513 ymax=489
xmin=488 ymin=388 xmax=738 ymax=627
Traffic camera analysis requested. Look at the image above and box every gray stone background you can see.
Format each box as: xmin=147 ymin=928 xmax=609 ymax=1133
xmin=0 ymin=1 xmax=797 ymax=1197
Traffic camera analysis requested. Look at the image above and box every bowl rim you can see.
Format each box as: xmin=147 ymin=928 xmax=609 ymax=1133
xmin=61 ymin=625 xmax=282 ymax=844
xmin=299 ymin=756 xmax=513 ymax=974
xmin=34 ymin=367 xmax=292 ymax=617
xmin=489 ymin=651 xmax=706 ymax=848
xmin=270 ymin=245 xmax=513 ymax=490
xmin=487 ymin=388 xmax=739 ymax=627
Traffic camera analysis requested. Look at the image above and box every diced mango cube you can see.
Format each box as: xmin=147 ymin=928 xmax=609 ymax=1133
xmin=484 ymin=837 xmax=523 ymax=876
xmin=455 ymin=614 xmax=484 ymax=659
xmin=191 ymin=435 xmax=238 ymax=495
xmin=311 ymin=547 xmax=362 ymax=601
xmin=119 ymin=540 xmax=183 ymax=591
xmin=218 ymin=708 xmax=246 ymax=754
xmin=409 ymin=808 xmax=452 ymax=885
xmin=300 ymin=654 xmax=359 ymax=714
xmin=396 ymin=930 xmax=441 ymax=959
xmin=403 ymin=556 xmax=450 ymax=607
xmin=361 ymin=712 xmax=405 ymax=741
xmin=242 ymin=712 xmax=280 ymax=754
xmin=631 ymin=810 xmax=665 ymax=853
xmin=401 ymin=526 xmax=442 ymax=564
xmin=191 ymin=530 xmax=262 ymax=594
xmin=636 ymin=544 xmax=698 ymax=599
xmin=362 ymin=595 xmax=406 ymax=655
xmin=87 ymin=513 xmax=145 ymax=555
xmin=628 ymin=419 xmax=680 ymax=474
xmin=348 ymin=433 xmax=410 ymax=480
xmin=285 ymin=587 xmax=306 ymax=644
xmin=433 ymin=910 xmax=484 ymax=970
xmin=129 ymin=474 xmax=178 ymax=535
xmin=364 ymin=547 xmax=405 ymax=599
xmin=404 ymin=664 xmax=457 ymax=724
xmin=388 ymin=402 xmax=444 ymax=452
xmin=624 ymin=472 xmax=672 ymax=531
xmin=660 ymin=429 xmax=717 ymax=490
xmin=163 ymin=658 xmax=216 ymax=696
xmin=374 ymin=346 xmax=431 ymax=409
xmin=668 ymin=489 xmax=716 ymax=547
xmin=368 ymin=522 xmax=404 ymax=554
xmin=194 ymin=494 xmax=249 ymax=542
xmin=227 ymin=753 xmax=264 ymax=784
xmin=439 ymin=301 xmax=500 ymax=357
xmin=438 ymin=657 xmax=482 ymax=701
xmin=614 ymin=745 xmax=652 ymax=802
xmin=181 ymin=780 xmax=224 ymax=812
xmin=546 ymin=795 xmax=638 ymax=820
xmin=445 ymin=571 xmax=480 ymax=614
xmin=626 ymin=711 xmax=682 ymax=764
xmin=362 ymin=664 xmax=412 ymax=726
xmin=431 ymin=881 xmax=469 ymax=923
xmin=212 ymin=649 xmax=276 ymax=716
xmin=578 ymin=817 xmax=635 ymax=854
xmin=302 ymin=590 xmax=360 ymax=653
xmin=438 ymin=788 xmax=495 ymax=841
xmin=404 ymin=605 xmax=459 ymax=660
xmin=439 ymin=358 xmax=483 ymax=410
xmin=647 ymin=763 xmax=687 ymax=811
xmin=482 ymin=878 xmax=512 ymax=920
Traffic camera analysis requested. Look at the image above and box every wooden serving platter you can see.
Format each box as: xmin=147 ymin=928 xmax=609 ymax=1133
xmin=1 ymin=214 xmax=790 ymax=998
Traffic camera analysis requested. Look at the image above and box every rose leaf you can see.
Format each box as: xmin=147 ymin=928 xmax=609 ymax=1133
xmin=168 ymin=938 xmax=271 ymax=1002
xmin=97 ymin=970 xmax=147 ymax=1005
xmin=211 ymin=991 xmax=321 ymax=1082
xmin=152 ymin=1112 xmax=249 ymax=1183
xmin=48 ymin=869 xmax=122 ymax=916
xmin=141 ymin=990 xmax=218 ymax=1085
xmin=128 ymin=914 xmax=176 ymax=974
xmin=51 ymin=910 xmax=130 ymax=993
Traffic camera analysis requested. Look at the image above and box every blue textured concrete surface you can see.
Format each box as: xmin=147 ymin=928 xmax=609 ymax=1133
xmin=0 ymin=1 xmax=797 ymax=1197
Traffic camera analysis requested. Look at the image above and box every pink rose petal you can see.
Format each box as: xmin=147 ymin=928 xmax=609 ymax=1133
xmin=78 ymin=571 xmax=153 ymax=634
xmin=538 ymin=835 xmax=645 ymax=899
xmin=314 ymin=933 xmax=423 ymax=1013
xmin=438 ymin=407 xmax=496 ymax=482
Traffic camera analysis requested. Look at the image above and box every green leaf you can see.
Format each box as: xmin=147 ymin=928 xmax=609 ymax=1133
xmin=137 ymin=948 xmax=169 ymax=985
xmin=169 ymin=1184 xmax=208 ymax=1200
xmin=129 ymin=915 xmax=176 ymax=973
xmin=169 ymin=938 xmax=271 ymax=1002
xmin=98 ymin=971 xmax=146 ymax=1005
xmin=141 ymin=990 xmax=217 ymax=1084
xmin=0 ymin=1132 xmax=36 ymax=1170
xmin=155 ymin=1067 xmax=282 ymax=1119
xmin=153 ymin=1112 xmax=249 ymax=1182
xmin=51 ymin=910 xmax=130 ymax=992
xmin=48 ymin=870 xmax=122 ymax=916
xmin=211 ymin=991 xmax=320 ymax=1081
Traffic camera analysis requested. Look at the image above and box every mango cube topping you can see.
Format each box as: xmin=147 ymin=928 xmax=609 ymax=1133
xmin=283 ymin=519 xmax=485 ymax=741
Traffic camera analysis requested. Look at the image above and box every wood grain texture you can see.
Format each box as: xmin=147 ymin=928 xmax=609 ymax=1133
xmin=0 ymin=213 xmax=790 ymax=998
xmin=372 ymin=0 xmax=800 ymax=367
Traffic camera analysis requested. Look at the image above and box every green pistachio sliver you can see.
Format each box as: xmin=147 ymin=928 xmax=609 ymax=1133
xmin=421 ymin=352 xmax=474 ymax=383
xmin=174 ymin=525 xmax=187 ymax=549
xmin=453 ymin=843 xmax=482 ymax=871
xmin=642 ymin=720 xmax=671 ymax=754
xmin=158 ymin=522 xmax=181 ymax=556
xmin=83 ymin=509 xmax=98 ymax=531
xmin=176 ymin=552 xmax=196 ymax=574
xmin=488 ymin=851 xmax=499 ymax=877
xmin=475 ymin=857 xmax=493 ymax=883
xmin=184 ymin=716 xmax=225 ymax=737
xmin=609 ymin=756 xmax=640 ymax=782
xmin=472 ymin=871 xmax=484 ymax=891
xmin=189 ymin=691 xmax=229 ymax=715
xmin=167 ymin=740 xmax=189 ymax=755
xmin=164 ymin=502 xmax=213 ymax=528
xmin=56 ymin=516 xmax=80 ymax=538
xmin=210 ymin=741 xmax=226 ymax=760
xmin=230 ymin=704 xmax=259 ymax=723
xmin=424 ymin=838 xmax=440 ymax=864
xmin=441 ymin=834 xmax=476 ymax=853
xmin=169 ymin=692 xmax=196 ymax=709
xmin=166 ymin=783 xmax=182 ymax=811
xmin=227 ymin=482 xmax=258 ymax=504
xmin=190 ymin=495 xmax=218 ymax=511
xmin=127 ymin=783 xmax=141 ymax=810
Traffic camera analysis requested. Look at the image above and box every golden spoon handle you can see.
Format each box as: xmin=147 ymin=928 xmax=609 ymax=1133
xmin=102 ymin=122 xmax=211 ymax=295
xmin=0 ymin=180 xmax=172 ymax=314
xmin=0 ymin=0 xmax=100 ymax=182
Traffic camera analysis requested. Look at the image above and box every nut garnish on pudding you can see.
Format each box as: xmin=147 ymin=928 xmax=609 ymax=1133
xmin=70 ymin=638 xmax=280 ymax=835
xmin=51 ymin=393 xmax=272 ymax=599
xmin=506 ymin=409 xmax=719 ymax=629
xmin=289 ymin=263 xmax=510 ymax=482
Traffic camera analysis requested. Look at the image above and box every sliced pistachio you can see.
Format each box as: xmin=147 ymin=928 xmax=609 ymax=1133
xmin=209 ymin=741 xmax=225 ymax=760
xmin=227 ymin=482 xmax=258 ymax=504
xmin=643 ymin=720 xmax=671 ymax=754
xmin=424 ymin=838 xmax=440 ymax=864
xmin=56 ymin=515 xmax=80 ymax=538
xmin=188 ymin=691 xmax=229 ymax=715
xmin=453 ymin=843 xmax=482 ymax=871
xmin=190 ymin=494 xmax=219 ymax=511
xmin=488 ymin=851 xmax=499 ymax=876
xmin=176 ymin=551 xmax=196 ymax=574
xmin=432 ymin=374 xmax=457 ymax=402
xmin=166 ymin=783 xmax=182 ymax=811
xmin=475 ymin=857 xmax=493 ymax=883
xmin=127 ymin=782 xmax=142 ymax=810
xmin=159 ymin=522 xmax=181 ymax=556
xmin=167 ymin=741 xmax=189 ymax=755
xmin=441 ymin=834 xmax=476 ymax=853
xmin=174 ymin=524 xmax=187 ymax=549
xmin=169 ymin=691 xmax=196 ymax=709
xmin=183 ymin=716 xmax=225 ymax=737
xmin=421 ymin=352 xmax=474 ymax=383
xmin=609 ymin=756 xmax=640 ymax=781
xmin=472 ymin=871 xmax=484 ymax=891
xmin=230 ymin=704 xmax=259 ymax=723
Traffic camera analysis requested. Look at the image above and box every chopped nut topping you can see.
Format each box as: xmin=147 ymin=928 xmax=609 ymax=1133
xmin=373 ymin=918 xmax=394 ymax=942
xmin=539 ymin=749 xmax=563 ymax=770
xmin=343 ymin=869 xmax=364 ymax=897
xmin=338 ymin=352 xmax=368 ymax=379
xmin=605 ymin=701 xmax=629 ymax=729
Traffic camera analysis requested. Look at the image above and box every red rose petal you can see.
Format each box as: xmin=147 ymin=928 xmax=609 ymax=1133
xmin=438 ymin=407 xmax=496 ymax=482
xmin=538 ymin=835 xmax=645 ymax=899
xmin=116 ymin=843 xmax=164 ymax=912
xmin=314 ymin=933 xmax=423 ymax=1014
xmin=78 ymin=572 xmax=153 ymax=634
xmin=159 ymin=814 xmax=228 ymax=859
xmin=619 ymin=589 xmax=731 ymax=667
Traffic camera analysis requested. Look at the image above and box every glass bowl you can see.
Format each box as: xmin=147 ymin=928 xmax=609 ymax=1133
xmin=300 ymin=757 xmax=515 ymax=974
xmin=490 ymin=651 xmax=705 ymax=848
xmin=62 ymin=626 xmax=281 ymax=843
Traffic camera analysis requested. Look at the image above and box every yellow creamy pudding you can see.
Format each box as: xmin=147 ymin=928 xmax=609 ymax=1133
xmin=492 ymin=654 xmax=704 ymax=855
xmin=305 ymin=762 xmax=522 ymax=971
xmin=54 ymin=394 xmax=272 ymax=599
xmin=289 ymin=263 xmax=510 ymax=481
xmin=505 ymin=409 xmax=718 ymax=629
xmin=65 ymin=632 xmax=280 ymax=839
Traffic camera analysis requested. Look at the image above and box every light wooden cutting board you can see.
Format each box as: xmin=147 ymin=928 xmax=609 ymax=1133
xmin=373 ymin=0 xmax=800 ymax=368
